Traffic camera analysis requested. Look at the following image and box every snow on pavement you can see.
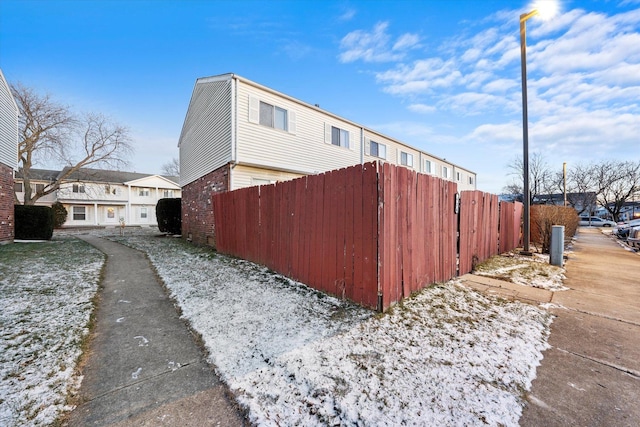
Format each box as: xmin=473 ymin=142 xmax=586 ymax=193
xmin=111 ymin=231 xmax=553 ymax=426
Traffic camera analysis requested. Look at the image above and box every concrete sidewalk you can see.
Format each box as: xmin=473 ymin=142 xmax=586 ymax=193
xmin=66 ymin=236 xmax=245 ymax=426
xmin=519 ymin=228 xmax=639 ymax=426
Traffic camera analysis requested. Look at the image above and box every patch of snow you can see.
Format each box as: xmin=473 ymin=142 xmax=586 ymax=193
xmin=0 ymin=237 xmax=104 ymax=426
xmin=109 ymin=231 xmax=553 ymax=426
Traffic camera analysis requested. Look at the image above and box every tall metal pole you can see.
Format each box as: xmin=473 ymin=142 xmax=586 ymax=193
xmin=563 ymin=162 xmax=567 ymax=206
xmin=520 ymin=10 xmax=537 ymax=255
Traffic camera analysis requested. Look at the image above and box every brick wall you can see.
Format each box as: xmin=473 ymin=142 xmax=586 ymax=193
xmin=0 ymin=163 xmax=14 ymax=243
xmin=181 ymin=163 xmax=230 ymax=246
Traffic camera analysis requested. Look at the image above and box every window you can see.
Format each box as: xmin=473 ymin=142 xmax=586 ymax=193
xmin=400 ymin=151 xmax=414 ymax=167
xmin=369 ymin=141 xmax=387 ymax=159
xmin=107 ymin=207 xmax=115 ymax=219
xmin=35 ymin=183 xmax=45 ymax=193
xmin=72 ymin=184 xmax=85 ymax=193
xmin=140 ymin=207 xmax=148 ymax=219
xmin=105 ymin=185 xmax=116 ymax=195
xmin=73 ymin=206 xmax=86 ymax=221
xmin=442 ymin=166 xmax=451 ymax=179
xmin=259 ymin=101 xmax=288 ymax=131
xmin=163 ymin=189 xmax=174 ymax=198
xmin=424 ymin=160 xmax=433 ymax=174
xmin=456 ymin=171 xmax=462 ymax=182
xmin=249 ymin=96 xmax=296 ymax=133
xmin=331 ymin=126 xmax=350 ymax=148
xmin=14 ymin=182 xmax=23 ymax=192
xmin=469 ymin=176 xmax=474 ymax=185
xmin=139 ymin=188 xmax=150 ymax=197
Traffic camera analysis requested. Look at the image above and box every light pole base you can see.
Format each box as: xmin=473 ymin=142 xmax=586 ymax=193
xmin=519 ymin=250 xmax=533 ymax=256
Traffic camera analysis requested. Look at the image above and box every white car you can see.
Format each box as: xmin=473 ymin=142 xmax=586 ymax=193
xmin=579 ymin=216 xmax=616 ymax=227
xmin=613 ymin=219 xmax=640 ymax=238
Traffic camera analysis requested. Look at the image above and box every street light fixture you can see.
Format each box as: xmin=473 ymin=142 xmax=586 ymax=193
xmin=520 ymin=1 xmax=557 ymax=254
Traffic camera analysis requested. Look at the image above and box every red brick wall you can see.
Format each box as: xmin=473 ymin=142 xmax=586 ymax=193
xmin=181 ymin=164 xmax=230 ymax=246
xmin=0 ymin=163 xmax=14 ymax=243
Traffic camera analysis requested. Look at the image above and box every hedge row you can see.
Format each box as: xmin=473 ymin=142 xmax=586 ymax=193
xmin=15 ymin=205 xmax=54 ymax=240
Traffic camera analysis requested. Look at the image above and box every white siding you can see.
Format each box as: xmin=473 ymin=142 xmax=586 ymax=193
xmin=235 ymin=81 xmax=361 ymax=175
xmin=179 ymin=76 xmax=233 ymax=186
xmin=0 ymin=69 xmax=18 ymax=169
xmin=232 ymin=164 xmax=304 ymax=190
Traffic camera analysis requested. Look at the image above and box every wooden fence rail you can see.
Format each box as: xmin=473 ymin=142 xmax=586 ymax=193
xmin=212 ymin=161 xmax=522 ymax=311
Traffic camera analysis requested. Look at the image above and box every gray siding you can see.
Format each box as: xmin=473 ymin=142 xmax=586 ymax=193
xmin=179 ymin=77 xmax=233 ymax=186
xmin=0 ymin=69 xmax=18 ymax=169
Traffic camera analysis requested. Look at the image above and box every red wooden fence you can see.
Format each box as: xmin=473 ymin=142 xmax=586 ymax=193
xmin=378 ymin=162 xmax=458 ymax=309
xmin=213 ymin=163 xmax=379 ymax=308
xmin=212 ymin=162 xmax=523 ymax=311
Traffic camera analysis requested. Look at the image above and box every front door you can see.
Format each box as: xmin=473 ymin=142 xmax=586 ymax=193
xmin=105 ymin=207 xmax=118 ymax=224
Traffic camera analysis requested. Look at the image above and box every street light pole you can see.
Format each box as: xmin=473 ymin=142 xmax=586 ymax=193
xmin=520 ymin=10 xmax=538 ymax=255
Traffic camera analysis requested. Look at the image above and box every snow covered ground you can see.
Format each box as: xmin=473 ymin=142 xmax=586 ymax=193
xmin=1 ymin=228 xmax=554 ymax=426
xmin=472 ymin=252 xmax=568 ymax=291
xmin=0 ymin=237 xmax=104 ymax=426
xmin=108 ymin=229 xmax=553 ymax=426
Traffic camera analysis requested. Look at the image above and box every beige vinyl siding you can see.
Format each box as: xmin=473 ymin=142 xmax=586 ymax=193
xmin=0 ymin=69 xmax=18 ymax=169
xmin=232 ymin=164 xmax=304 ymax=190
xmin=236 ymin=81 xmax=360 ymax=175
xmin=179 ymin=77 xmax=233 ymax=186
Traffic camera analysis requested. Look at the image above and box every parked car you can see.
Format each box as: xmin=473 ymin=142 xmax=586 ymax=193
xmin=613 ymin=218 xmax=640 ymax=239
xmin=627 ymin=226 xmax=640 ymax=249
xmin=579 ymin=216 xmax=617 ymax=227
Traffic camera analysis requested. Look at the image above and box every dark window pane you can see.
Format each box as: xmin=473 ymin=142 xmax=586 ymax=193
xmin=259 ymin=102 xmax=274 ymax=127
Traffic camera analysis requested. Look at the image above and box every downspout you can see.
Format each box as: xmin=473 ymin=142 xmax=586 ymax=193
xmin=230 ymin=76 xmax=238 ymax=191
xmin=360 ymin=127 xmax=364 ymax=164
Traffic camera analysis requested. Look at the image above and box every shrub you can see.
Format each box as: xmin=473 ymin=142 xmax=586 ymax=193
xmin=156 ymin=198 xmax=181 ymax=235
xmin=15 ymin=205 xmax=54 ymax=240
xmin=530 ymin=205 xmax=579 ymax=253
xmin=52 ymin=202 xmax=68 ymax=228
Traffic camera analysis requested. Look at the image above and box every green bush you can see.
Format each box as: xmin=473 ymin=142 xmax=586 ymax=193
xmin=52 ymin=202 xmax=68 ymax=228
xmin=531 ymin=205 xmax=579 ymax=253
xmin=156 ymin=198 xmax=181 ymax=235
xmin=15 ymin=205 xmax=54 ymax=240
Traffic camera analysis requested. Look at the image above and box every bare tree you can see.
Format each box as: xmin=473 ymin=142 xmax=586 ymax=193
xmin=502 ymin=152 xmax=557 ymax=201
xmin=590 ymin=160 xmax=640 ymax=221
xmin=565 ymin=163 xmax=596 ymax=215
xmin=161 ymin=157 xmax=179 ymax=176
xmin=12 ymin=83 xmax=133 ymax=205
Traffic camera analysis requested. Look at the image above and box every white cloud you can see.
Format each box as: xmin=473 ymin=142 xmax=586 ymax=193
xmin=339 ymin=22 xmax=420 ymax=63
xmin=408 ymin=103 xmax=437 ymax=114
xmin=336 ymin=5 xmax=640 ymax=192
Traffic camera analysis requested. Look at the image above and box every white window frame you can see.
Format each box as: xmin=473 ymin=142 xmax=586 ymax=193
xmin=400 ymin=151 xmax=414 ymax=168
xmin=365 ymin=140 xmax=387 ymax=159
xmin=14 ymin=182 xmax=23 ymax=192
xmin=324 ymin=124 xmax=353 ymax=150
xmin=140 ymin=207 xmax=148 ymax=219
xmin=35 ymin=183 xmax=45 ymax=193
xmin=424 ymin=159 xmax=433 ymax=174
xmin=73 ymin=206 xmax=86 ymax=221
xmin=163 ymin=189 xmax=174 ymax=198
xmin=469 ymin=176 xmax=474 ymax=185
xmin=139 ymin=188 xmax=150 ymax=197
xmin=456 ymin=171 xmax=462 ymax=182
xmin=442 ymin=166 xmax=451 ymax=179
xmin=72 ymin=183 xmax=85 ymax=193
xmin=248 ymin=95 xmax=296 ymax=134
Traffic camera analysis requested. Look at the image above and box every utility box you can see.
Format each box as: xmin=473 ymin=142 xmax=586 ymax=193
xmin=550 ymin=225 xmax=565 ymax=266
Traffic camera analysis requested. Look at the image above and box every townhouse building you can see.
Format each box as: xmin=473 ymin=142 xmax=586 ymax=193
xmin=0 ymin=69 xmax=19 ymax=243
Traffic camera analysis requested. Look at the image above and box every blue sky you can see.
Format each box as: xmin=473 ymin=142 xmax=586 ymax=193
xmin=1 ymin=0 xmax=639 ymax=193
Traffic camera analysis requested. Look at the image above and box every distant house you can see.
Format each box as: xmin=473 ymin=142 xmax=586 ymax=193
xmin=178 ymin=73 xmax=477 ymax=245
xmin=0 ymin=69 xmax=18 ymax=244
xmin=14 ymin=167 xmax=180 ymax=227
xmin=533 ymin=192 xmax=597 ymax=215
